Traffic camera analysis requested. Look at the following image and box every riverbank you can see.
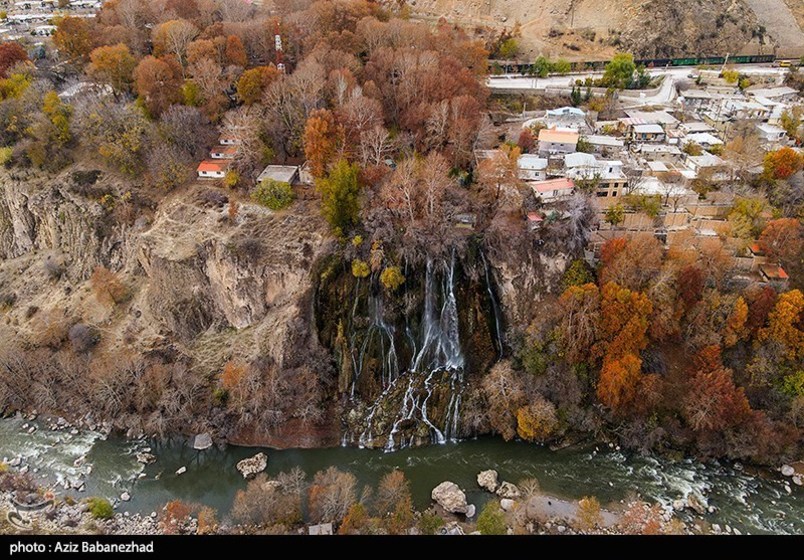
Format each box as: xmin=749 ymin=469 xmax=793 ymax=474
xmin=0 ymin=416 xmax=801 ymax=535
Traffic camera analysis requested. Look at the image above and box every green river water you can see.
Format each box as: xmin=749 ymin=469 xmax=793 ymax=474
xmin=0 ymin=415 xmax=801 ymax=534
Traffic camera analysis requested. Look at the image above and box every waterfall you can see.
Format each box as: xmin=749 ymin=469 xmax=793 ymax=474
xmin=357 ymin=253 xmax=466 ymax=450
xmin=480 ymin=250 xmax=504 ymax=358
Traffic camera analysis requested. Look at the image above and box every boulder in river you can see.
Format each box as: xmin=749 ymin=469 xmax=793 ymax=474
xmin=793 ymin=475 xmax=803 ymax=487
xmin=236 ymin=453 xmax=268 ymax=480
xmin=431 ymin=481 xmax=469 ymax=514
xmin=477 ymin=470 xmax=499 ymax=493
xmin=465 ymin=504 xmax=476 ymax=518
xmin=175 ymin=466 xmax=187 ymax=476
xmin=781 ymin=465 xmax=795 ymax=477
xmin=120 ymin=492 xmax=131 ymax=502
xmin=136 ymin=452 xmax=157 ymax=465
xmin=500 ymin=498 xmax=515 ymax=512
xmin=496 ymin=481 xmax=521 ymax=499
xmin=191 ymin=433 xmax=213 ymax=451
xmin=686 ymin=492 xmax=707 ymax=515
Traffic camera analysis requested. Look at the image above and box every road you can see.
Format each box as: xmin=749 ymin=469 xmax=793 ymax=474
xmin=487 ymin=64 xmax=790 ymax=106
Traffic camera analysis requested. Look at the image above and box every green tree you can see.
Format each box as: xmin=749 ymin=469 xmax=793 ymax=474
xmin=570 ymin=85 xmax=582 ymax=107
xmin=553 ymin=58 xmax=571 ymax=74
xmin=682 ymin=142 xmax=703 ymax=156
xmin=316 ymin=159 xmax=362 ymax=238
xmin=532 ymin=56 xmax=550 ymax=78
xmin=562 ymin=259 xmax=594 ymax=289
xmin=498 ymin=38 xmax=519 ymax=59
xmin=251 ymin=179 xmax=294 ymax=210
xmin=575 ymin=136 xmax=592 ymax=153
xmin=477 ymin=501 xmax=507 ymax=535
xmin=604 ymin=204 xmax=625 ymax=228
xmin=602 ymin=53 xmax=636 ymax=89
xmin=86 ymin=497 xmax=114 ymax=520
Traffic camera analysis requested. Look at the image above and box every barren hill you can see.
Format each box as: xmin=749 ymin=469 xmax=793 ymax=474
xmin=408 ymin=0 xmax=804 ymax=59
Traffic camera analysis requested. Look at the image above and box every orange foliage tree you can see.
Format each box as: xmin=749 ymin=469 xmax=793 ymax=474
xmin=763 ymin=146 xmax=804 ymax=179
xmin=303 ymin=109 xmax=343 ymax=179
xmin=225 ymin=35 xmax=247 ymax=67
xmin=758 ymin=290 xmax=804 ymax=360
xmin=597 ymin=353 xmax=642 ymax=411
xmin=54 ymin=16 xmax=94 ymax=62
xmin=133 ymin=56 xmax=183 ymax=117
xmin=236 ymin=65 xmax=280 ymax=105
xmin=723 ymin=296 xmax=748 ymax=347
xmin=759 ymin=218 xmax=802 ymax=265
xmin=0 ymin=42 xmax=29 ymax=78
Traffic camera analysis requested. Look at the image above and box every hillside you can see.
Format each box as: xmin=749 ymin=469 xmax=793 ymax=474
xmin=408 ymin=0 xmax=804 ymax=59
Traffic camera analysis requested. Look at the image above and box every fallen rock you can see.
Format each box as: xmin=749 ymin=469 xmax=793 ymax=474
xmin=175 ymin=466 xmax=186 ymax=476
xmin=431 ymin=481 xmax=469 ymax=514
xmin=236 ymin=453 xmax=268 ymax=480
xmin=500 ymin=498 xmax=515 ymax=512
xmin=793 ymin=475 xmax=803 ymax=487
xmin=672 ymin=499 xmax=685 ymax=511
xmin=120 ymin=492 xmax=131 ymax=502
xmin=686 ymin=493 xmax=707 ymax=515
xmin=465 ymin=504 xmax=476 ymax=518
xmin=496 ymin=481 xmax=521 ymax=499
xmin=781 ymin=465 xmax=795 ymax=477
xmin=477 ymin=470 xmax=499 ymax=493
xmin=136 ymin=453 xmax=157 ymax=465
xmin=191 ymin=433 xmax=213 ymax=451
xmin=441 ymin=521 xmax=464 ymax=535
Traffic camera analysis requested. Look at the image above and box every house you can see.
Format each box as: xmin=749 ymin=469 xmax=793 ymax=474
xmin=746 ymin=86 xmax=799 ymax=104
xmin=210 ymin=145 xmax=238 ymax=159
xmin=759 ymin=264 xmax=789 ymax=289
xmin=545 ymin=106 xmax=587 ymax=131
xmin=584 ymin=134 xmax=625 ymax=155
xmin=517 ymin=154 xmax=548 ymax=181
xmin=538 ymin=127 xmax=579 ymax=156
xmin=256 ymin=165 xmax=299 ymax=185
xmin=197 ymin=160 xmax=228 ymax=179
xmin=454 ymin=213 xmax=477 ymax=229
xmin=526 ymin=212 xmax=544 ymax=231
xmin=756 ymin=123 xmax=787 ymax=143
xmin=218 ymin=134 xmax=241 ymax=146
xmin=722 ymin=99 xmax=770 ymax=121
xmin=685 ymin=152 xmax=725 ymax=175
xmin=563 ymin=152 xmax=627 ymax=199
xmin=625 ymin=110 xmax=679 ymax=130
xmin=635 ymin=144 xmax=684 ymax=163
xmin=685 ymin=132 xmax=723 ymax=149
xmin=530 ymin=177 xmax=575 ymax=202
xmin=631 ymin=124 xmax=665 ymax=143
xmin=679 ymin=122 xmax=715 ymax=134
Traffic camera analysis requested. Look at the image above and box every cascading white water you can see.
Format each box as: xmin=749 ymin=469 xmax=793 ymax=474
xmin=480 ymin=250 xmax=504 ymax=358
xmin=357 ymin=253 xmax=466 ymax=450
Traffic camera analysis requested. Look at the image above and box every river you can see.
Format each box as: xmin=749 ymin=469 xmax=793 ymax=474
xmin=0 ymin=415 xmax=801 ymax=534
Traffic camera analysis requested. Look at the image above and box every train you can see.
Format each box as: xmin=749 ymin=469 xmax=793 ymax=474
xmin=490 ymin=54 xmax=792 ymax=75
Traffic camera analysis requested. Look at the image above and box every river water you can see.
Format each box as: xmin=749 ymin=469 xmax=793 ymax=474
xmin=0 ymin=416 xmax=801 ymax=534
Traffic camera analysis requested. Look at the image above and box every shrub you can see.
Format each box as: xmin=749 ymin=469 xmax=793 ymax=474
xmin=516 ymin=396 xmax=559 ymax=442
xmin=418 ymin=510 xmax=445 ymax=535
xmin=68 ymin=323 xmax=99 ymax=353
xmin=308 ymin=467 xmax=356 ymax=524
xmin=0 ymin=146 xmax=12 ymax=166
xmin=231 ymin=473 xmax=302 ymax=526
xmin=477 ymin=501 xmax=507 ymax=535
xmin=223 ymin=169 xmax=239 ymax=189
xmin=380 ymin=266 xmax=405 ymax=291
xmin=576 ymin=496 xmax=602 ymax=531
xmin=86 ymin=497 xmax=114 ymax=520
xmin=251 ymin=179 xmax=294 ymax=210
xmin=351 ymin=259 xmax=370 ymax=278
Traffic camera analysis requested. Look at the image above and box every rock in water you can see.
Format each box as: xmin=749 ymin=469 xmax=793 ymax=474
xmin=136 ymin=453 xmax=156 ymax=465
xmin=431 ymin=481 xmax=469 ymax=514
xmin=477 ymin=470 xmax=499 ymax=493
xmin=120 ymin=492 xmax=131 ymax=502
xmin=236 ymin=453 xmax=268 ymax=479
xmin=686 ymin=493 xmax=707 ymax=515
xmin=175 ymin=466 xmax=187 ymax=475
xmin=781 ymin=465 xmax=795 ymax=477
xmin=465 ymin=504 xmax=476 ymax=518
xmin=793 ymin=475 xmax=803 ymax=487
xmin=191 ymin=433 xmax=213 ymax=451
xmin=496 ymin=481 xmax=521 ymax=499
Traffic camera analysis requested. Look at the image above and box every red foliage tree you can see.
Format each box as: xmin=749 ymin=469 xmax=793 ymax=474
xmin=224 ymin=35 xmax=247 ymax=67
xmin=744 ymin=284 xmax=777 ymax=334
xmin=597 ymin=353 xmax=642 ymax=412
xmin=517 ymin=128 xmax=535 ymax=153
xmin=759 ymin=218 xmax=802 ymax=265
xmin=763 ymin=146 xmax=804 ymax=179
xmin=676 ymin=264 xmax=704 ymax=311
xmin=133 ymin=55 xmax=183 ymax=117
xmin=0 ymin=42 xmax=29 ymax=78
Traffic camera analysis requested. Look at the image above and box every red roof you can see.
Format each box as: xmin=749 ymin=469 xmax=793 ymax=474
xmin=530 ymin=178 xmax=575 ymax=193
xmin=749 ymin=242 xmax=764 ymax=255
xmin=760 ymin=264 xmax=789 ymax=280
xmin=527 ymin=212 xmax=544 ymax=222
xmin=197 ymin=160 xmax=228 ymax=173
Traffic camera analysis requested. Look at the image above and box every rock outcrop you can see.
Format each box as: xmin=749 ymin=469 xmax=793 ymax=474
xmin=236 ymin=453 xmax=268 ymax=479
xmin=477 ymin=470 xmax=499 ymax=493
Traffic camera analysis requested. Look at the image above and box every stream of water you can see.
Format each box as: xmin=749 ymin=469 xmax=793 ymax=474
xmin=0 ymin=416 xmax=801 ymax=534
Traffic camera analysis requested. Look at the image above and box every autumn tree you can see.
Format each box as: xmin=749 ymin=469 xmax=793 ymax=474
xmin=236 ymin=65 xmax=280 ymax=105
xmin=375 ymin=470 xmax=414 ymax=534
xmin=599 ymin=234 xmax=663 ymax=292
xmin=745 ymin=284 xmax=777 ymax=334
xmin=0 ymin=42 xmax=29 ymax=78
xmin=604 ymin=204 xmax=624 ymax=228
xmin=758 ymin=290 xmax=804 ymax=361
xmin=152 ymin=19 xmax=199 ymax=72
xmin=759 ymin=218 xmax=802 ymax=266
xmin=224 ymin=35 xmax=247 ymax=67
xmin=764 ymin=146 xmax=804 ymax=180
xmin=54 ymin=17 xmax=94 ymax=62
xmin=597 ymin=353 xmax=642 ymax=412
xmin=723 ymin=296 xmax=748 ymax=348
xmin=88 ymin=44 xmax=137 ymax=97
xmin=516 ymin=395 xmax=559 ymax=442
xmin=576 ymin=496 xmax=603 ymax=531
xmin=556 ymin=283 xmax=601 ymax=365
xmin=481 ymin=360 xmax=526 ymax=441
xmin=303 ymin=109 xmax=343 ymax=179
xmin=316 ymin=159 xmax=362 ymax=237
xmin=682 ymin=346 xmax=752 ymax=432
xmin=308 ymin=467 xmax=357 ymax=524
xmin=133 ymin=56 xmax=183 ymax=117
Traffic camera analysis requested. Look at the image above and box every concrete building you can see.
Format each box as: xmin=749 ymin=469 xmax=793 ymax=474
xmin=538 ymin=127 xmax=579 ymax=156
xmin=632 ymin=124 xmax=666 ymax=143
xmin=256 ymin=165 xmax=299 ymax=185
xmin=517 ymin=154 xmax=549 ymax=181
xmin=530 ymin=177 xmax=575 ymax=202
xmin=756 ymin=123 xmax=787 ymax=143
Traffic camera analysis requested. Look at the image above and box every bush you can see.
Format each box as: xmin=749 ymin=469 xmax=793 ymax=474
xmin=380 ymin=266 xmax=405 ymax=291
xmin=418 ymin=510 xmax=445 ymax=535
xmin=516 ymin=397 xmax=559 ymax=442
xmin=576 ymin=496 xmax=602 ymax=531
xmin=476 ymin=501 xmax=507 ymax=535
xmin=68 ymin=323 xmax=99 ymax=353
xmin=86 ymin=497 xmax=114 ymax=520
xmin=351 ymin=259 xmax=370 ymax=278
xmin=0 ymin=146 xmax=12 ymax=166
xmin=223 ymin=169 xmax=239 ymax=189
xmin=251 ymin=179 xmax=294 ymax=210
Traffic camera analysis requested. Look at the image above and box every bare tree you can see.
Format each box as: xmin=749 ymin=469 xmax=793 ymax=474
xmin=359 ymin=125 xmax=393 ymax=167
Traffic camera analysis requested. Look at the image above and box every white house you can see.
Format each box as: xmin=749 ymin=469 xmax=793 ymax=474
xmin=530 ymin=178 xmax=575 ymax=202
xmin=685 ymin=132 xmax=723 ymax=148
xmin=632 ymin=124 xmax=666 ymax=143
xmin=756 ymin=123 xmax=787 ymax=143
xmin=584 ymin=134 xmax=625 ymax=154
xmin=685 ymin=152 xmax=725 ymax=174
xmin=545 ymin=106 xmax=587 ymax=131
xmin=564 ymin=152 xmax=626 ymax=199
xmin=197 ymin=160 xmax=228 ymax=179
xmin=538 ymin=127 xmax=579 ymax=156
xmin=517 ymin=154 xmax=548 ymax=181
xmin=210 ymin=145 xmax=238 ymax=159
xmin=257 ymin=165 xmax=299 ymax=185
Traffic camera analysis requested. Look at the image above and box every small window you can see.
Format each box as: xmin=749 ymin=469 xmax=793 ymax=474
xmin=612 ymin=190 xmax=618 ymax=197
